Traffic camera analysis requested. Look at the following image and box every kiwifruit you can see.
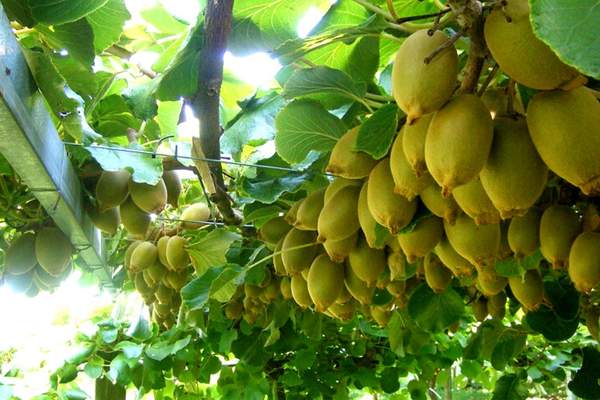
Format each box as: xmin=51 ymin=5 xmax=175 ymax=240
xmin=444 ymin=214 xmax=500 ymax=267
xmin=370 ymin=305 xmax=392 ymax=327
xmin=539 ymin=205 xmax=581 ymax=269
xmin=358 ymin=181 xmax=384 ymax=249
xmin=397 ymin=216 xmax=443 ymax=262
xmin=527 ymin=87 xmax=600 ymax=195
xmin=5 ymin=269 xmax=34 ymax=293
xmin=569 ymin=232 xmax=600 ymax=293
xmin=96 ymin=170 xmax=130 ymax=211
xmin=120 ymin=197 xmax=151 ymax=236
xmin=402 ymin=113 xmax=434 ymax=176
xmin=420 ymin=180 xmax=459 ymax=224
xmin=180 ymin=203 xmax=211 ymax=229
xmin=143 ymin=268 xmax=157 ymax=288
xmin=367 ymin=158 xmax=417 ymax=234
xmin=387 ymin=280 xmax=406 ymax=297
xmin=273 ymin=239 xmax=287 ymax=276
xmin=291 ymin=274 xmax=313 ymax=308
xmin=225 ymin=301 xmax=243 ymax=320
xmin=434 ymin=237 xmax=474 ymax=277
xmin=324 ymin=177 xmax=362 ymax=203
xmin=307 ymin=254 xmax=345 ymax=311
xmin=162 ymin=171 xmax=181 ymax=208
xmin=471 ymin=298 xmax=488 ymax=321
xmin=484 ymin=0 xmax=581 ymax=90
xmin=391 ymin=29 xmax=458 ymax=124
xmin=508 ymin=208 xmax=541 ymax=259
xmin=424 ymin=253 xmax=452 ymax=293
xmin=376 ymin=270 xmax=391 ymax=289
xmin=285 ymin=200 xmax=302 ymax=225
xmin=130 ymin=241 xmax=158 ymax=273
xmin=129 ymin=178 xmax=168 ymax=214
xmin=583 ymin=204 xmax=600 ymax=233
xmin=35 ymin=227 xmax=73 ymax=277
xmin=452 ymin=178 xmax=500 ymax=225
xmin=487 ymin=292 xmax=507 ymax=320
xmin=134 ymin=272 xmax=154 ymax=296
xmin=260 ymin=279 xmax=280 ymax=302
xmin=155 ymin=284 xmax=175 ymax=305
xmin=157 ymin=236 xmax=171 ymax=269
xmin=348 ymin=236 xmax=386 ymax=287
xmin=88 ymin=205 xmax=120 ymax=235
xmin=323 ymin=231 xmax=358 ymax=263
xmin=259 ymin=217 xmax=292 ymax=245
xmin=5 ymin=232 xmax=37 ymax=275
xmin=295 ymin=188 xmax=326 ymax=231
xmin=33 ymin=264 xmax=68 ymax=290
xmin=425 ymin=94 xmax=494 ymax=196
xmin=317 ymin=184 xmax=361 ymax=242
xmin=146 ymin=263 xmax=167 ymax=285
xmin=258 ymin=267 xmax=273 ymax=289
xmin=244 ymin=284 xmax=262 ymax=298
xmin=281 ymin=228 xmax=318 ymax=275
xmin=124 ymin=241 xmax=141 ymax=270
xmin=166 ymin=270 xmax=189 ymax=291
xmin=480 ymin=116 xmax=548 ymax=218
xmin=344 ymin=264 xmax=375 ymax=305
xmin=280 ymin=277 xmax=292 ymax=299
xmin=300 ymin=268 xmax=309 ymax=281
xmin=390 ymin=131 xmax=431 ymax=200
xmin=336 ymin=285 xmax=353 ymax=304
xmin=326 ymin=127 xmax=377 ymax=179
xmin=508 ymin=270 xmax=544 ymax=311
xmin=387 ymin=250 xmax=407 ymax=281
xmin=166 ymin=236 xmax=190 ymax=271
xmin=328 ymin=301 xmax=356 ymax=321
xmin=477 ymin=268 xmax=507 ymax=297
xmin=585 ymin=308 xmax=599 ymax=341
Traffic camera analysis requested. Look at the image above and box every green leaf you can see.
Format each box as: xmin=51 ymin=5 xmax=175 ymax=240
xmin=187 ymin=229 xmax=241 ymax=275
xmin=145 ymin=336 xmax=191 ymax=361
xmin=275 ymin=100 xmax=347 ymax=164
xmin=83 ymin=356 xmax=104 ymax=379
xmin=491 ymin=374 xmax=527 ymax=400
xmin=407 ymin=284 xmax=464 ymax=332
xmin=36 ymin=20 xmax=95 ymax=67
xmin=123 ymin=80 xmax=159 ymax=120
xmin=27 ymin=0 xmax=108 ymax=25
xmin=209 ymin=264 xmax=244 ymax=303
xmin=464 ymin=319 xmax=504 ymax=361
xmin=568 ymin=347 xmax=600 ymax=399
xmin=67 ymin=344 xmax=95 ymax=364
xmin=525 ymin=304 xmax=579 ymax=342
xmin=115 ymin=341 xmax=143 ymax=360
xmin=56 ymin=363 xmax=78 ymax=383
xmin=85 ymin=143 xmax=163 ymax=185
xmin=86 ymin=0 xmax=131 ymax=52
xmin=140 ymin=4 xmax=188 ymax=35
xmin=3 ymin=0 xmax=35 ymax=26
xmin=530 ymin=0 xmax=600 ymax=79
xmin=491 ymin=330 xmax=527 ymax=370
xmin=241 ymin=171 xmax=311 ymax=204
xmin=283 ymin=66 xmax=367 ymax=104
xmin=387 ymin=312 xmax=406 ymax=357
xmin=380 ymin=367 xmax=400 ymax=394
xmin=291 ymin=348 xmax=316 ymax=371
xmin=355 ymin=104 xmax=400 ymax=159
xmin=51 ymin=53 xmax=98 ymax=97
xmin=108 ymin=354 xmax=131 ymax=386
xmin=182 ymin=264 xmax=243 ymax=311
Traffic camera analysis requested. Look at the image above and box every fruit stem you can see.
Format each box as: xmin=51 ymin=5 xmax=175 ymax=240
xmin=476 ymin=63 xmax=500 ymax=97
xmin=365 ymin=93 xmax=394 ymax=102
xmin=424 ymin=31 xmax=462 ymax=64
xmin=363 ymin=99 xmax=385 ymax=110
xmin=386 ymin=0 xmax=399 ymax=20
xmin=352 ymin=0 xmax=394 ymax=20
xmin=506 ymin=79 xmax=516 ymax=116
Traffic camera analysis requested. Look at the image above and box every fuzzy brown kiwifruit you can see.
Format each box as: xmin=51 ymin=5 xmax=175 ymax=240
xmin=291 ymin=274 xmax=312 ymax=308
xmin=477 ymin=268 xmax=508 ymax=297
xmin=166 ymin=236 xmax=190 ymax=271
xmin=323 ymin=231 xmax=358 ymax=263
xmin=88 ymin=205 xmax=120 ymax=235
xmin=472 ymin=298 xmax=489 ymax=321
xmin=328 ymin=301 xmax=356 ymax=321
xmin=487 ymin=292 xmax=507 ymax=320
xmin=163 ymin=171 xmax=182 ymax=208
xmin=434 ymin=237 xmax=474 ymax=277
xmin=344 ymin=264 xmax=375 ymax=305
xmin=326 ymin=127 xmax=377 ymax=179
xmin=539 ymin=205 xmax=581 ymax=269
xmin=357 ymin=181 xmax=384 ymax=249
xmin=35 ymin=227 xmax=73 ymax=277
xmin=130 ymin=241 xmax=158 ymax=273
xmin=258 ymin=217 xmax=292 ymax=245
xmin=5 ymin=232 xmax=38 ymax=275
xmin=324 ymin=177 xmax=362 ymax=204
xmin=280 ymin=277 xmax=292 ymax=300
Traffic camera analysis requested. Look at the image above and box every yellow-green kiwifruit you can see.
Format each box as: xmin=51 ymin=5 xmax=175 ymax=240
xmin=281 ymin=228 xmax=318 ymax=275
xmin=569 ymin=232 xmax=600 ymax=293
xmin=285 ymin=200 xmax=302 ymax=225
xmin=5 ymin=232 xmax=37 ymax=275
xmin=390 ymin=131 xmax=431 ymax=200
xmin=154 ymin=302 xmax=172 ymax=319
xmin=397 ymin=216 xmax=443 ymax=263
xmin=130 ymin=241 xmax=158 ymax=273
xmin=157 ymin=236 xmax=171 ymax=269
xmin=323 ymin=231 xmax=358 ymax=263
xmin=387 ymin=280 xmax=406 ymax=297
xmin=244 ymin=284 xmax=262 ymax=298
xmin=484 ymin=0 xmax=581 ymax=90
xmin=367 ymin=158 xmax=417 ymax=234
xmin=180 ymin=203 xmax=211 ymax=229
xmin=358 ymin=181 xmax=384 ymax=249
xmin=402 ymin=113 xmax=434 ymax=176
xmin=509 ymin=270 xmax=544 ymax=311
xmin=420 ymin=180 xmax=459 ymax=224
xmin=273 ymin=239 xmax=287 ymax=276
xmin=96 ymin=170 xmax=130 ymax=211
xmin=146 ymin=263 xmax=167 ymax=285
xmin=480 ymin=116 xmax=548 ymax=218
xmin=387 ymin=250 xmax=407 ymax=281
xmin=155 ymin=284 xmax=175 ymax=305
xmin=425 ymin=94 xmax=494 ymax=196
xmin=370 ymin=305 xmax=392 ymax=327
xmin=143 ymin=268 xmax=158 ymax=288
xmin=295 ymin=188 xmax=326 ymax=231
xmin=376 ymin=270 xmax=391 ymax=289
xmin=583 ymin=204 xmax=600 ymax=233
xmin=344 ymin=264 xmax=375 ymax=305
xmin=301 ymin=268 xmax=309 ymax=281
xmin=258 ymin=267 xmax=272 ymax=289
xmin=162 ymin=171 xmax=182 ymax=208
xmin=166 ymin=236 xmax=190 ymax=271
xmin=291 ymin=274 xmax=312 ymax=308
xmin=424 ymin=253 xmax=452 ymax=293
xmin=434 ymin=237 xmax=474 ymax=277
xmin=259 ymin=217 xmax=292 ymax=245
xmin=482 ymin=88 xmax=525 ymax=119
xmin=124 ymin=241 xmax=141 ymax=270
xmin=326 ymin=127 xmax=378 ymax=178
xmin=5 ymin=269 xmax=34 ymax=294
xmin=225 ymin=301 xmax=243 ymax=320
xmin=324 ymin=177 xmax=362 ymax=203
xmin=348 ymin=237 xmax=386 ymax=287
xmin=129 ymin=178 xmax=168 ymax=214
xmin=307 ymin=254 xmax=345 ymax=311
xmin=444 ymin=214 xmax=500 ymax=267
xmin=166 ymin=270 xmax=189 ymax=291
xmin=472 ymin=298 xmax=489 ymax=322
xmin=336 ymin=285 xmax=353 ymax=304
xmin=134 ymin=272 xmax=154 ymax=296
xmin=317 ymin=185 xmax=361 ymax=242
xmin=120 ymin=197 xmax=151 ymax=236
xmin=260 ymin=279 xmax=280 ymax=302
xmin=35 ymin=227 xmax=73 ymax=277
xmin=527 ymin=87 xmax=600 ymax=195
xmin=391 ymin=29 xmax=458 ymax=124
xmin=88 ymin=205 xmax=120 ymax=235
xmin=508 ymin=208 xmax=542 ymax=259
xmin=477 ymin=268 xmax=508 ymax=297
xmin=452 ymin=178 xmax=500 ymax=225
xmin=540 ymin=205 xmax=581 ymax=269
xmin=328 ymin=301 xmax=356 ymax=321
xmin=487 ymin=292 xmax=507 ymax=320
xmin=280 ymin=277 xmax=292 ymax=300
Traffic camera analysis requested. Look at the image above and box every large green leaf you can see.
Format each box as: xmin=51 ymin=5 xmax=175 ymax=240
xmin=85 ymin=143 xmax=163 ymax=184
xmin=181 ymin=268 xmax=222 ymax=310
xmin=491 ymin=374 xmax=528 ymax=400
xmin=241 ymin=172 xmax=311 ymax=204
xmin=355 ymin=104 xmax=400 ymax=159
xmin=86 ymin=0 xmax=131 ymax=52
xmin=283 ymin=66 xmax=367 ymax=104
xmin=140 ymin=4 xmax=188 ymax=35
xmin=187 ymin=229 xmax=241 ymax=275
xmin=569 ymin=347 xmax=600 ymax=399
xmin=530 ymin=0 xmax=600 ymax=79
xmin=36 ymin=20 xmax=95 ymax=68
xmin=407 ymin=284 xmax=464 ymax=332
xmin=27 ymin=0 xmax=108 ymax=25
xmin=145 ymin=336 xmax=191 ymax=361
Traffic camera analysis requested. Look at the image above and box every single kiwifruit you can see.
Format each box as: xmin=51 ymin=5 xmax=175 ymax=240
xmin=323 ymin=231 xmax=358 ymax=263
xmin=120 ymin=197 xmax=151 ymax=236
xmin=484 ymin=0 xmax=581 ymax=90
xmin=539 ymin=205 xmax=581 ymax=269
xmin=244 ymin=284 xmax=262 ymax=298
xmin=157 ymin=236 xmax=171 ymax=269
xmin=88 ymin=205 xmax=120 ymax=235
xmin=569 ymin=232 xmax=600 ymax=293
xmin=391 ymin=29 xmax=458 ymax=124
xmin=326 ymin=127 xmax=377 ymax=179
xmin=344 ymin=264 xmax=375 ymax=305
xmin=259 ymin=217 xmax=292 ymax=245
xmin=508 ymin=270 xmax=544 ymax=311
xmin=272 ymin=239 xmax=287 ymax=276
xmin=130 ymin=241 xmax=158 ymax=273
xmin=281 ymin=228 xmax=318 ymax=275
xmin=358 ymin=181 xmax=385 ymax=249
xmin=96 ymin=170 xmax=130 ymax=211
xmin=434 ymin=237 xmax=474 ymax=277
xmin=348 ymin=236 xmax=387 ymax=287
xmin=397 ymin=215 xmax=443 ymax=262
xmin=155 ymin=284 xmax=176 ymax=305
xmin=402 ymin=113 xmax=434 ymax=176
xmin=180 ymin=203 xmax=211 ymax=229
xmin=35 ymin=227 xmax=73 ymax=277
xmin=508 ymin=208 xmax=542 ymax=259
xmin=420 ymin=179 xmax=459 ymax=224
xmin=487 ymin=292 xmax=507 ymax=320
xmin=146 ymin=263 xmax=167 ymax=286
xmin=328 ymin=301 xmax=356 ymax=321
xmin=370 ymin=305 xmax=392 ymax=327
xmin=317 ymin=184 xmax=361 ymax=242
xmin=285 ymin=200 xmax=302 ymax=225
xmin=307 ymin=254 xmax=345 ymax=311
xmin=295 ymin=188 xmax=326 ymax=231
xmin=386 ymin=280 xmax=406 ymax=297
xmin=583 ymin=204 xmax=600 ymax=233
xmin=480 ymin=116 xmax=548 ymax=218
xmin=260 ymin=279 xmax=280 ymax=303
xmin=5 ymin=269 xmax=34 ymax=293
xmin=367 ymin=158 xmax=417 ymax=234
xmin=166 ymin=236 xmax=190 ymax=271
xmin=444 ymin=214 xmax=500 ymax=267
xmin=324 ymin=177 xmax=362 ymax=204
xmin=477 ymin=268 xmax=507 ymax=297
xmin=527 ymin=87 xmax=600 ymax=195
xmin=5 ymin=232 xmax=38 ymax=275
xmin=291 ymin=274 xmax=313 ymax=308
xmin=166 ymin=270 xmax=189 ymax=291
xmin=387 ymin=250 xmax=407 ymax=281
xmin=225 ymin=301 xmax=243 ymax=320
xmin=425 ymin=94 xmax=494 ymax=196
xmin=280 ymin=277 xmax=292 ymax=300
xmin=336 ymin=285 xmax=353 ymax=304
xmin=424 ymin=252 xmax=452 ymax=293
xmin=134 ymin=272 xmax=154 ymax=296
xmin=472 ymin=298 xmax=489 ymax=321
xmin=129 ymin=178 xmax=168 ymax=214
xmin=390 ymin=131 xmax=431 ymax=200
xmin=162 ymin=171 xmax=181 ymax=208
xmin=452 ymin=178 xmax=500 ymax=225
xmin=124 ymin=241 xmax=141 ymax=270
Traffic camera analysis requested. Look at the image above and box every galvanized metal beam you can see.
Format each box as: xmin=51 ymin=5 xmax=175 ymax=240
xmin=0 ymin=8 xmax=108 ymax=279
